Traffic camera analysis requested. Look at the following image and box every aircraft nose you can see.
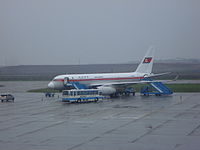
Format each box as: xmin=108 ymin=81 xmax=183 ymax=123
xmin=48 ymin=82 xmax=55 ymax=89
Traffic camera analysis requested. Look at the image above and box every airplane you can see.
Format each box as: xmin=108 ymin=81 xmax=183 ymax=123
xmin=48 ymin=47 xmax=170 ymax=95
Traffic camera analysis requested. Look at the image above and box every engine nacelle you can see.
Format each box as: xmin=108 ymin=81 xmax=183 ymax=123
xmin=97 ymin=86 xmax=116 ymax=95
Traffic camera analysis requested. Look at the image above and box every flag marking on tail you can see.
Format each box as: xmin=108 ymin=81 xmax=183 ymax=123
xmin=143 ymin=57 xmax=152 ymax=63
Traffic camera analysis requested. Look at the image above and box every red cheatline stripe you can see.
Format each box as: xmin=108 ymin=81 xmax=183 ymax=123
xmin=54 ymin=77 xmax=144 ymax=82
xmin=69 ymin=76 xmax=144 ymax=82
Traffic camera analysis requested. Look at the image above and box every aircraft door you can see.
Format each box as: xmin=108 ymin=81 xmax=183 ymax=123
xmin=64 ymin=77 xmax=69 ymax=86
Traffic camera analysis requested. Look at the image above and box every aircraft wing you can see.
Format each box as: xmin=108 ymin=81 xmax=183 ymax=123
xmin=90 ymin=75 xmax=178 ymax=87
xmin=90 ymin=80 xmax=154 ymax=87
xmin=147 ymin=72 xmax=171 ymax=77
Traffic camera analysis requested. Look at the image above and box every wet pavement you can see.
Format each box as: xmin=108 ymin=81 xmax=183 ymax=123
xmin=0 ymin=80 xmax=200 ymax=93
xmin=0 ymin=91 xmax=200 ymax=150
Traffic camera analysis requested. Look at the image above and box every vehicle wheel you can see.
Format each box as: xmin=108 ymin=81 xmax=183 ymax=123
xmin=77 ymin=99 xmax=81 ymax=103
xmin=1 ymin=100 xmax=3 ymax=102
xmin=95 ymin=98 xmax=99 ymax=102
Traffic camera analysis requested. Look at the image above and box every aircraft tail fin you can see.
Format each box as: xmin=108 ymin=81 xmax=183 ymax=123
xmin=135 ymin=47 xmax=155 ymax=74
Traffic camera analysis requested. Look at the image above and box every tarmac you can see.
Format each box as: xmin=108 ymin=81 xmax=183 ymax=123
xmin=0 ymin=91 xmax=200 ymax=150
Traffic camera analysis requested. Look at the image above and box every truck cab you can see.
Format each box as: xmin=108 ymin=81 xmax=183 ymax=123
xmin=0 ymin=94 xmax=15 ymax=102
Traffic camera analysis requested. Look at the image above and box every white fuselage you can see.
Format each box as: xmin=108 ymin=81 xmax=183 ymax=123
xmin=48 ymin=72 xmax=145 ymax=90
xmin=48 ymin=47 xmax=155 ymax=91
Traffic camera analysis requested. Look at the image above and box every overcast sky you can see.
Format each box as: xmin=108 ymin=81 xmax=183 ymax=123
xmin=0 ymin=0 xmax=200 ymax=65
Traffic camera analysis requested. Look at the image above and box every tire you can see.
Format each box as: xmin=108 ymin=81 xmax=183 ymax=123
xmin=77 ymin=99 xmax=81 ymax=103
xmin=95 ymin=98 xmax=99 ymax=102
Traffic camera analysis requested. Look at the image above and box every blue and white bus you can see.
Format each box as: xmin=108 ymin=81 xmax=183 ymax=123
xmin=62 ymin=89 xmax=108 ymax=103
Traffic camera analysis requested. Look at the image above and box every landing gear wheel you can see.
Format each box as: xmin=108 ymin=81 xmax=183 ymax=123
xmin=77 ymin=99 xmax=81 ymax=103
xmin=95 ymin=98 xmax=99 ymax=102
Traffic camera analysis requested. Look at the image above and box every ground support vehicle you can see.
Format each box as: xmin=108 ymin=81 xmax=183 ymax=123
xmin=0 ymin=94 xmax=15 ymax=102
xmin=62 ymin=89 xmax=109 ymax=103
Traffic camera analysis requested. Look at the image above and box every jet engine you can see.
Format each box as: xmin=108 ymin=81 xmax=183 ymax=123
xmin=97 ymin=86 xmax=116 ymax=95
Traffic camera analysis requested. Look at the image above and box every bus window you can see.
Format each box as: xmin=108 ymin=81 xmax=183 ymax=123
xmin=82 ymin=91 xmax=84 ymax=95
xmin=64 ymin=90 xmax=100 ymax=97
xmin=63 ymin=91 xmax=68 ymax=95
